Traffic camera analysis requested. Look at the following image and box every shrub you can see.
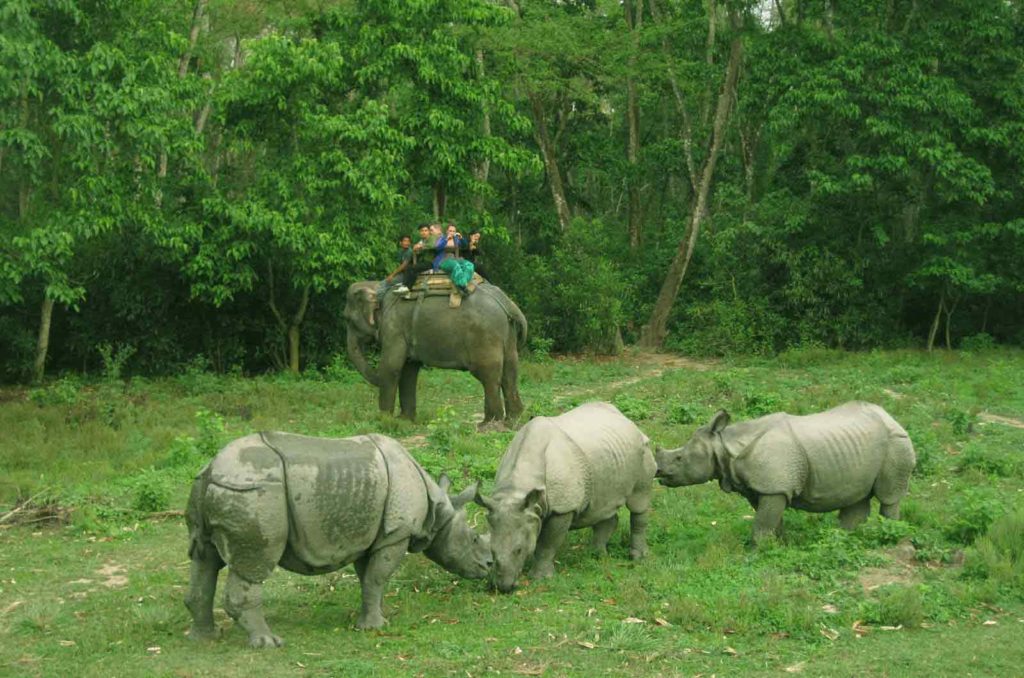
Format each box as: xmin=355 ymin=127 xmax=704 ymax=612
xmin=28 ymin=376 xmax=82 ymax=407
xmin=96 ymin=342 xmax=137 ymax=381
xmin=946 ymin=488 xmax=1003 ymax=545
xmin=867 ymin=585 xmax=925 ymax=628
xmin=964 ymin=508 xmax=1024 ymax=592
xmin=961 ymin=332 xmax=996 ymax=351
xmin=668 ymin=401 xmax=703 ymax=425
xmin=126 ymin=468 xmax=174 ymax=514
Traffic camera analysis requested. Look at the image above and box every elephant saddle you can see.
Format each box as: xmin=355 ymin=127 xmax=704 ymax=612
xmin=399 ymin=271 xmax=486 ymax=307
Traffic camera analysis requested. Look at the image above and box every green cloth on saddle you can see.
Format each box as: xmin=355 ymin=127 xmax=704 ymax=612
xmin=439 ymin=258 xmax=475 ymax=289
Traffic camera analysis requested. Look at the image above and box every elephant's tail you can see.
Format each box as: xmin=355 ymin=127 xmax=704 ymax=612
xmin=480 ymin=284 xmax=527 ymax=351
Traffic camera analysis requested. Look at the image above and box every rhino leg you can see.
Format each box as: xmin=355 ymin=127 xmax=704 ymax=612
xmin=185 ymin=548 xmax=224 ymax=641
xmin=628 ymin=510 xmax=650 ymax=560
xmin=529 ymin=513 xmax=573 ymax=581
xmin=224 ymin=571 xmax=282 ymax=648
xmin=590 ymin=514 xmax=618 ymax=556
xmin=879 ymin=501 xmax=901 ymax=520
xmin=838 ymin=497 xmax=872 ymax=530
xmin=354 ymin=539 xmax=408 ymax=630
xmin=753 ymin=495 xmax=787 ymax=546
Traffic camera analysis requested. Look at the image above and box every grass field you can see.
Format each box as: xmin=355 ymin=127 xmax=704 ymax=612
xmin=2 ymin=348 xmax=1023 ymax=676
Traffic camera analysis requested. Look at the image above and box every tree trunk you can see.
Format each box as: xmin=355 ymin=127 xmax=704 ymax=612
xmin=927 ymin=288 xmax=944 ymax=351
xmin=472 ymin=49 xmax=491 ymax=214
xmin=639 ymin=17 xmax=742 ymax=349
xmin=33 ymin=296 xmax=54 ymax=383
xmin=161 ymin=0 xmax=208 ymax=180
xmin=267 ymin=262 xmax=311 ymax=374
xmin=625 ymin=0 xmax=643 ymax=248
xmin=528 ymin=92 xmax=572 ymax=231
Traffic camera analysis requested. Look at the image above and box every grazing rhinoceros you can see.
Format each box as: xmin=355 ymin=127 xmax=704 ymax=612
xmin=184 ymin=432 xmax=491 ymax=648
xmin=474 ymin=402 xmax=657 ymax=593
xmin=655 ymin=401 xmax=916 ymax=545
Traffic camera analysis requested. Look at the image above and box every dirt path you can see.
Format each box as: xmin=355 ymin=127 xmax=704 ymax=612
xmin=979 ymin=412 xmax=1024 ymax=429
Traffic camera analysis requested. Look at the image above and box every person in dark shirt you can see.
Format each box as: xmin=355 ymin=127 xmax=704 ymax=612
xmin=462 ymin=229 xmax=489 ymax=281
xmin=404 ymin=223 xmax=436 ymax=287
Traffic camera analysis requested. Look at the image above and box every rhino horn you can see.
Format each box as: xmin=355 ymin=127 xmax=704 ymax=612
xmin=710 ymin=410 xmax=731 ymax=434
xmin=450 ymin=481 xmax=477 ymax=510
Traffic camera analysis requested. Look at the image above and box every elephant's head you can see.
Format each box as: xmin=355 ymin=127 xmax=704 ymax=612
xmin=423 ymin=475 xmax=493 ymax=579
xmin=474 ymin=487 xmax=544 ymax=593
xmin=344 ymin=281 xmax=380 ymax=386
xmin=655 ymin=410 xmax=730 ymax=487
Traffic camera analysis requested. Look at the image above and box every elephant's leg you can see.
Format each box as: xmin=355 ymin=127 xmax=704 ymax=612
xmin=185 ymin=546 xmax=224 ymax=641
xmin=224 ymin=571 xmax=282 ymax=648
xmin=501 ymin=345 xmax=524 ymax=424
xmin=473 ymin=364 xmax=504 ymax=423
xmin=398 ymin=362 xmax=421 ymax=420
xmin=590 ymin=514 xmax=618 ymax=556
xmin=753 ymin=494 xmax=787 ymax=546
xmin=353 ymin=539 xmax=409 ymax=630
xmin=376 ymin=344 xmax=407 ymax=416
xmin=838 ymin=497 xmax=872 ymax=530
xmin=628 ymin=510 xmax=650 ymax=560
xmin=528 ymin=513 xmax=573 ymax=581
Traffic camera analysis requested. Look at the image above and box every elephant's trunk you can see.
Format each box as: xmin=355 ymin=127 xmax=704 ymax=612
xmin=347 ymin=328 xmax=380 ymax=387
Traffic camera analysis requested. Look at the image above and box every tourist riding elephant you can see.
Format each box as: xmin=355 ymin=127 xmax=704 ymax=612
xmin=344 ymin=280 xmax=527 ymax=425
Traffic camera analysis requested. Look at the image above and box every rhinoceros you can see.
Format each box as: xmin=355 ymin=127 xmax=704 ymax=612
xmin=474 ymin=402 xmax=657 ymax=593
xmin=184 ymin=432 xmax=491 ymax=648
xmin=655 ymin=401 xmax=916 ymax=544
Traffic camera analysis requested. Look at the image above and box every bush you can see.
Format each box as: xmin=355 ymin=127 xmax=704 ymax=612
xmin=961 ymin=332 xmax=996 ymax=351
xmin=125 ymin=468 xmax=174 ymax=514
xmin=28 ymin=376 xmax=83 ymax=407
xmin=946 ymin=488 xmax=1003 ymax=545
xmin=867 ymin=585 xmax=925 ymax=628
xmin=613 ymin=393 xmax=651 ymax=420
xmin=964 ymin=508 xmax=1024 ymax=592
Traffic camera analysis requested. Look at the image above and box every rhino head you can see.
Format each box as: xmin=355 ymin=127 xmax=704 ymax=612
xmin=474 ymin=487 xmax=545 ymax=593
xmin=423 ymin=475 xmax=493 ymax=579
xmin=655 ymin=410 xmax=731 ymax=487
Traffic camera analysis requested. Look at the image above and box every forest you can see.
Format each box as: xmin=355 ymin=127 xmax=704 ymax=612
xmin=2 ymin=0 xmax=1022 ymax=382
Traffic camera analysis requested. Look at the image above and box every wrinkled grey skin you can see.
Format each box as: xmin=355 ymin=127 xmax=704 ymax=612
xmin=475 ymin=402 xmax=657 ymax=592
xmin=344 ymin=280 xmax=527 ymax=425
xmin=656 ymin=401 xmax=916 ymax=545
xmin=184 ymin=432 xmax=491 ymax=648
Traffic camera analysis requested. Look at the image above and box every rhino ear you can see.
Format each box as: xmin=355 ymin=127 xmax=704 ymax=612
xmin=709 ymin=410 xmax=731 ymax=434
xmin=438 ymin=473 xmax=452 ymax=494
xmin=521 ymin=488 xmax=545 ymax=516
xmin=450 ymin=482 xmax=477 ymax=510
xmin=474 ymin=487 xmax=497 ymax=512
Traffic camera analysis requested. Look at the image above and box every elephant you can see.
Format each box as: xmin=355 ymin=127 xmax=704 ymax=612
xmin=344 ymin=279 xmax=527 ymax=425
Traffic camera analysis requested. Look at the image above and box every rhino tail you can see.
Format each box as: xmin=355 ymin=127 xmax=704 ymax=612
xmin=186 ymin=463 xmax=213 ymax=560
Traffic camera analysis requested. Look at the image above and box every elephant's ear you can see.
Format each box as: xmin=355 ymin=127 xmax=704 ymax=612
xmin=709 ymin=410 xmax=731 ymax=434
xmin=363 ymin=288 xmax=378 ymax=326
xmin=450 ymin=481 xmax=477 ymax=510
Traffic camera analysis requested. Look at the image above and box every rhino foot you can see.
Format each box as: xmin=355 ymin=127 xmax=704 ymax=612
xmin=186 ymin=625 xmax=219 ymax=642
xmin=248 ymin=633 xmax=284 ymax=649
xmin=528 ymin=562 xmax=556 ymax=581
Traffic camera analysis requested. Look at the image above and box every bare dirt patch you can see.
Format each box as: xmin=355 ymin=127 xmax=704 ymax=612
xmin=858 ymin=541 xmax=921 ymax=592
xmin=979 ymin=412 xmax=1024 ymax=429
xmin=95 ymin=563 xmax=129 ymax=589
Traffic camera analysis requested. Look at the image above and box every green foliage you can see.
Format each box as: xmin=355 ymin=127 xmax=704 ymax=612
xmin=946 ymin=488 xmax=1004 ymax=545
xmin=96 ymin=343 xmax=137 ymax=382
xmin=28 ymin=376 xmax=82 ymax=407
xmin=863 ymin=585 xmax=926 ymax=628
xmin=964 ymin=508 xmax=1024 ymax=593
xmin=612 ymin=393 xmax=651 ymax=420
xmin=125 ymin=468 xmax=174 ymax=514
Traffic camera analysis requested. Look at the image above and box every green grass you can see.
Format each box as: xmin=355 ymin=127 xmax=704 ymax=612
xmin=2 ymin=348 xmax=1024 ymax=676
